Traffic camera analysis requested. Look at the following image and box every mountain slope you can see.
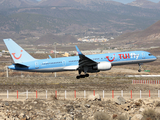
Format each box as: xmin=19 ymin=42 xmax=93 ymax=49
xmin=34 ymin=34 xmax=77 ymax=44
xmin=38 ymin=0 xmax=80 ymax=7
xmin=2 ymin=7 xmax=159 ymax=34
xmin=128 ymin=0 xmax=160 ymax=9
xmin=0 ymin=0 xmax=160 ymax=42
xmin=113 ymin=20 xmax=160 ymax=48
xmin=39 ymin=0 xmax=109 ymax=6
xmin=0 ymin=0 xmax=36 ymax=9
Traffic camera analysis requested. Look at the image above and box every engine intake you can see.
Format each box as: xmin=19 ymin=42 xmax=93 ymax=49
xmin=93 ymin=62 xmax=111 ymax=71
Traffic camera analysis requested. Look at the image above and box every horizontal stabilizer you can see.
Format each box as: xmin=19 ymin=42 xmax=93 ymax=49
xmin=13 ymin=63 xmax=29 ymax=68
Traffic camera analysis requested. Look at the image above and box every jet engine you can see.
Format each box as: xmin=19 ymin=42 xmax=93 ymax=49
xmin=93 ymin=62 xmax=111 ymax=71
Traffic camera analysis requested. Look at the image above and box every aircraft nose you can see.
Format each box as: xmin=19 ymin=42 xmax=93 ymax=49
xmin=155 ymin=56 xmax=158 ymax=60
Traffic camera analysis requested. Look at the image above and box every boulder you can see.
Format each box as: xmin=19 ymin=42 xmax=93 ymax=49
xmin=5 ymin=102 xmax=9 ymax=106
xmin=19 ymin=113 xmax=25 ymax=119
xmin=85 ymin=104 xmax=90 ymax=108
xmin=131 ymin=114 xmax=143 ymax=120
xmin=155 ymin=107 xmax=160 ymax=113
xmin=65 ymin=104 xmax=74 ymax=113
xmin=19 ymin=113 xmax=27 ymax=120
xmin=139 ymin=108 xmax=145 ymax=112
xmin=74 ymin=104 xmax=80 ymax=108
xmin=88 ymin=94 xmax=101 ymax=101
xmin=143 ymin=99 xmax=154 ymax=105
xmin=115 ymin=96 xmax=126 ymax=105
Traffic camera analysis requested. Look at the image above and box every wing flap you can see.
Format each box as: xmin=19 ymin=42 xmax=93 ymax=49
xmin=64 ymin=65 xmax=79 ymax=70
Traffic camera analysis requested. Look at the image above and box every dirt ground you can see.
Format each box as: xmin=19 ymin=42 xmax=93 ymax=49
xmin=0 ymin=67 xmax=160 ymax=93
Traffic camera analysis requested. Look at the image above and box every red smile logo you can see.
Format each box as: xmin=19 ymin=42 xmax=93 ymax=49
xmin=106 ymin=54 xmax=115 ymax=62
xmin=12 ymin=50 xmax=23 ymax=60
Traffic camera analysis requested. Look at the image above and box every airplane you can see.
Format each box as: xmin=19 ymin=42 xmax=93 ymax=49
xmin=3 ymin=38 xmax=157 ymax=79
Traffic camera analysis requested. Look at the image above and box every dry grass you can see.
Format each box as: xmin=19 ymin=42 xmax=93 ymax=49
xmin=156 ymin=112 xmax=160 ymax=120
xmin=50 ymin=94 xmax=58 ymax=100
xmin=135 ymin=102 xmax=141 ymax=107
xmin=112 ymin=114 xmax=117 ymax=119
xmin=117 ymin=115 xmax=128 ymax=120
xmin=155 ymin=101 xmax=160 ymax=107
xmin=142 ymin=109 xmax=160 ymax=120
xmin=75 ymin=113 xmax=84 ymax=120
xmin=94 ymin=112 xmax=111 ymax=120
xmin=135 ymin=99 xmax=143 ymax=107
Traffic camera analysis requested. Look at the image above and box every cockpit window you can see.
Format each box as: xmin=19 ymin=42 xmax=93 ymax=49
xmin=149 ymin=54 xmax=153 ymax=56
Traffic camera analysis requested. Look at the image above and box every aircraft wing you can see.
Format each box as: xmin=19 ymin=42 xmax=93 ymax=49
xmin=75 ymin=46 xmax=97 ymax=68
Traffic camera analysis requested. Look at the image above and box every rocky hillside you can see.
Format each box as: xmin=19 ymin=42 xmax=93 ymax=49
xmin=38 ymin=0 xmax=80 ymax=7
xmin=0 ymin=0 xmax=160 ymax=45
xmin=112 ymin=20 xmax=160 ymax=48
xmin=0 ymin=0 xmax=37 ymax=9
xmin=0 ymin=96 xmax=160 ymax=120
xmin=128 ymin=0 xmax=160 ymax=9
xmin=0 ymin=0 xmax=111 ymax=9
xmin=35 ymin=34 xmax=77 ymax=44
xmin=0 ymin=1 xmax=159 ymax=36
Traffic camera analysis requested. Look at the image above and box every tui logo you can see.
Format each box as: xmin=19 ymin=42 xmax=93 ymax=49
xmin=12 ymin=50 xmax=23 ymax=60
xmin=106 ymin=54 xmax=115 ymax=62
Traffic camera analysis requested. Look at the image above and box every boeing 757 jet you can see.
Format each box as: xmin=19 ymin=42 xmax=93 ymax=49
xmin=3 ymin=39 xmax=157 ymax=79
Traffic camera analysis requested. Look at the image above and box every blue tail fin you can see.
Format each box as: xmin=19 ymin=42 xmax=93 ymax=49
xmin=3 ymin=39 xmax=36 ymax=63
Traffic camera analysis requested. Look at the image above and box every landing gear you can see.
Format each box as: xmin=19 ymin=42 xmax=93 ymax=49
xmin=85 ymin=74 xmax=89 ymax=77
xmin=76 ymin=70 xmax=89 ymax=79
xmin=76 ymin=74 xmax=90 ymax=79
xmin=138 ymin=63 xmax=142 ymax=72
xmin=76 ymin=76 xmax=81 ymax=79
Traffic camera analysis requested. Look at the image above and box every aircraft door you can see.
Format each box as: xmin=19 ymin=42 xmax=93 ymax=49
xmin=62 ymin=60 xmax=66 ymax=66
xmin=142 ymin=53 xmax=145 ymax=59
xmin=114 ymin=54 xmax=117 ymax=61
xmin=35 ymin=62 xmax=39 ymax=69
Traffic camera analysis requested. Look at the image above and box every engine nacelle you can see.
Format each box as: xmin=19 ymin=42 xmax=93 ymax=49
xmin=93 ymin=62 xmax=111 ymax=71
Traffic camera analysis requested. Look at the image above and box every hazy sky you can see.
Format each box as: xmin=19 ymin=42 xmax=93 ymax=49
xmin=113 ymin=0 xmax=160 ymax=4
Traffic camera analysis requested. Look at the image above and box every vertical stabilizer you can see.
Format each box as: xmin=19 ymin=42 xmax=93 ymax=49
xmin=3 ymin=39 xmax=36 ymax=63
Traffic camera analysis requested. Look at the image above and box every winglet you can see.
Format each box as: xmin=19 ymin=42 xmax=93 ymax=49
xmin=48 ymin=55 xmax=52 ymax=59
xmin=75 ymin=45 xmax=83 ymax=55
